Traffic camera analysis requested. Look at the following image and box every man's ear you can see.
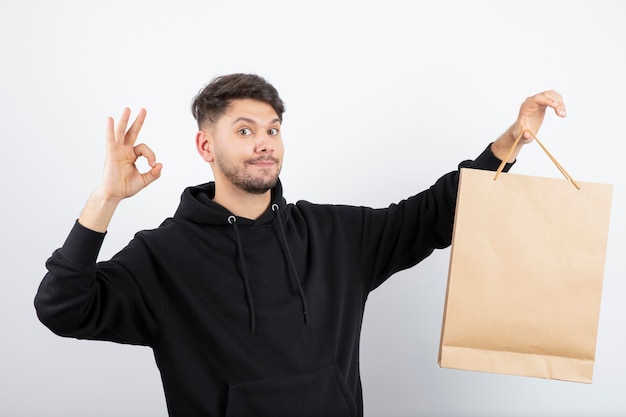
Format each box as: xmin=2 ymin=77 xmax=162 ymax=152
xmin=195 ymin=130 xmax=214 ymax=162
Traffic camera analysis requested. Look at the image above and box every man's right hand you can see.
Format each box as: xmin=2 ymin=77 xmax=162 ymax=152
xmin=78 ymin=108 xmax=163 ymax=233
xmin=99 ymin=107 xmax=162 ymax=203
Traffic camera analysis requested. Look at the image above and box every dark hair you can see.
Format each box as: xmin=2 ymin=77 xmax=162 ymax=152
xmin=191 ymin=73 xmax=286 ymax=128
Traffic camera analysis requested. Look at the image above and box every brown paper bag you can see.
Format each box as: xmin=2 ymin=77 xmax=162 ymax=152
xmin=438 ymin=134 xmax=613 ymax=383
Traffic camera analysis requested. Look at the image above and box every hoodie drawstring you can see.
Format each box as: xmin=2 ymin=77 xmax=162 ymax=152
xmin=272 ymin=204 xmax=309 ymax=326
xmin=227 ymin=206 xmax=309 ymax=333
xmin=228 ymin=215 xmax=256 ymax=332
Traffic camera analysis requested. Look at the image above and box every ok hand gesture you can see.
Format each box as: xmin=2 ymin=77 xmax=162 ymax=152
xmin=100 ymin=108 xmax=163 ymax=203
xmin=79 ymin=108 xmax=162 ymax=233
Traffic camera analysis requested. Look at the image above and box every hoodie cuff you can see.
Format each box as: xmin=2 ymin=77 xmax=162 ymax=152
xmin=60 ymin=221 xmax=107 ymax=265
xmin=460 ymin=143 xmax=515 ymax=173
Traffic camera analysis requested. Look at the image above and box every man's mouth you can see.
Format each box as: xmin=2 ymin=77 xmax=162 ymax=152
xmin=247 ymin=157 xmax=279 ymax=167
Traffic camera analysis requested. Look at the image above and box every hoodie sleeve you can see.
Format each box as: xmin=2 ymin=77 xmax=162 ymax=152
xmin=340 ymin=144 xmax=512 ymax=291
xmin=34 ymin=221 xmax=159 ymax=346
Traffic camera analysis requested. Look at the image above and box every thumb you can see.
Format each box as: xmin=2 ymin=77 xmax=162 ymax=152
xmin=142 ymin=162 xmax=163 ymax=187
xmin=522 ymin=129 xmax=535 ymax=141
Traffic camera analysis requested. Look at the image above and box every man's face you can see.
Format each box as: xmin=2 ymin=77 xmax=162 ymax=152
xmin=207 ymin=99 xmax=284 ymax=194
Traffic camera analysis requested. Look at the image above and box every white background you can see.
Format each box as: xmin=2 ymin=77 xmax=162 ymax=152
xmin=1 ymin=1 xmax=624 ymax=416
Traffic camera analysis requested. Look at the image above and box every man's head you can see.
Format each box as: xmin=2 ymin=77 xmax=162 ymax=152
xmin=193 ymin=74 xmax=286 ymax=197
xmin=191 ymin=73 xmax=285 ymax=130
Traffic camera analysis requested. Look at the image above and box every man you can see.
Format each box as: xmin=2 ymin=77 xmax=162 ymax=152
xmin=35 ymin=73 xmax=566 ymax=416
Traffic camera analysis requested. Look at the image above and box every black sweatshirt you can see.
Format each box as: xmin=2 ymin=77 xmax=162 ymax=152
xmin=35 ymin=145 xmax=511 ymax=417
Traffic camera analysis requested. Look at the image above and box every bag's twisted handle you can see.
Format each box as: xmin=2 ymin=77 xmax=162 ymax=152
xmin=493 ymin=130 xmax=580 ymax=190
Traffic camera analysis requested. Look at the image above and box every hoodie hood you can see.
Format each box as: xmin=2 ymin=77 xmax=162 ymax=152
xmin=173 ymin=179 xmax=288 ymax=226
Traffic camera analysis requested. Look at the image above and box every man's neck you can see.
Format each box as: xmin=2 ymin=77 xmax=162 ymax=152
xmin=212 ymin=182 xmax=272 ymax=220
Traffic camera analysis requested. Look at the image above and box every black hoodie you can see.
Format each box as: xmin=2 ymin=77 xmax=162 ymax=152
xmin=35 ymin=145 xmax=511 ymax=416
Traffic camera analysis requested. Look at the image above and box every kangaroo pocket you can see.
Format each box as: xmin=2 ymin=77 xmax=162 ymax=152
xmin=225 ymin=362 xmax=357 ymax=417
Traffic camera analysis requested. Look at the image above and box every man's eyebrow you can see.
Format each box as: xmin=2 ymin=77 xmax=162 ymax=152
xmin=231 ymin=117 xmax=281 ymax=126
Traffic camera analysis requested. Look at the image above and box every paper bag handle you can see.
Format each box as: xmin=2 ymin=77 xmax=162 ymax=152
xmin=493 ymin=129 xmax=580 ymax=190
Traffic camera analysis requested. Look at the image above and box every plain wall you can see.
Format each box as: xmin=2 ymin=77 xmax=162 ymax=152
xmin=1 ymin=0 xmax=624 ymax=416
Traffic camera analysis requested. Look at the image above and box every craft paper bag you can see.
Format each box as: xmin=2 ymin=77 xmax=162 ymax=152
xmin=438 ymin=165 xmax=613 ymax=383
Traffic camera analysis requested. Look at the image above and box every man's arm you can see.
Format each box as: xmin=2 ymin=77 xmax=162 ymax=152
xmin=80 ymin=107 xmax=163 ymax=232
xmin=491 ymin=89 xmax=567 ymax=162
xmin=34 ymin=108 xmax=163 ymax=342
xmin=340 ymin=89 xmax=567 ymax=291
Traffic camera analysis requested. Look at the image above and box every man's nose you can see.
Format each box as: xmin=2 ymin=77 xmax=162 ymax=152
xmin=255 ymin=132 xmax=273 ymax=153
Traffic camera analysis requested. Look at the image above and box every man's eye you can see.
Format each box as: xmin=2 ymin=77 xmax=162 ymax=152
xmin=268 ymin=128 xmax=279 ymax=136
xmin=238 ymin=128 xmax=252 ymax=136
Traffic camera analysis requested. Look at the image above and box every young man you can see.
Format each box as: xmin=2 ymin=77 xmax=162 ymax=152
xmin=35 ymin=74 xmax=566 ymax=416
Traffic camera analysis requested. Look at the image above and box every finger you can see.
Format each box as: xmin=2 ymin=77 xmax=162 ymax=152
xmin=115 ymin=108 xmax=132 ymax=143
xmin=105 ymin=116 xmax=115 ymax=148
xmin=143 ymin=162 xmax=163 ymax=186
xmin=539 ymin=90 xmax=567 ymax=118
xmin=125 ymin=108 xmax=147 ymax=146
xmin=553 ymin=93 xmax=567 ymax=118
xmin=133 ymin=143 xmax=157 ymax=167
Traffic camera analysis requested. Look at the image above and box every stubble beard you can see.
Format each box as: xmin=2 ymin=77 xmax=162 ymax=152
xmin=215 ymin=151 xmax=281 ymax=194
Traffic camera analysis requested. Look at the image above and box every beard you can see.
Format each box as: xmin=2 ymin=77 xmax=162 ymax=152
xmin=214 ymin=150 xmax=281 ymax=194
